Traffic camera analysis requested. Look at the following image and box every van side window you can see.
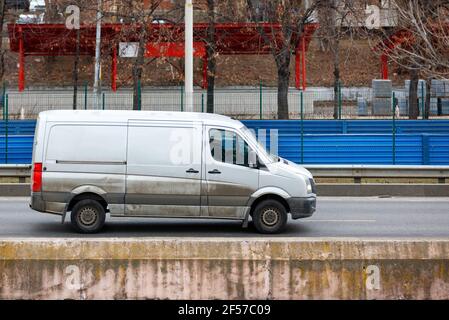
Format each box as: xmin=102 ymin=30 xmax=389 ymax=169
xmin=209 ymin=129 xmax=251 ymax=167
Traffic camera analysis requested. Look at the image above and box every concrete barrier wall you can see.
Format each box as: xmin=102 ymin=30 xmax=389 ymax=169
xmin=1 ymin=238 xmax=449 ymax=300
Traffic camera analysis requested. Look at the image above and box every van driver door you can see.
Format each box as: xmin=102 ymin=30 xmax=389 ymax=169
xmin=203 ymin=126 xmax=259 ymax=219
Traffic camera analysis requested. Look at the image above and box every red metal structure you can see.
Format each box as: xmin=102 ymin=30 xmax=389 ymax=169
xmin=8 ymin=22 xmax=318 ymax=92
xmin=374 ymin=29 xmax=417 ymax=79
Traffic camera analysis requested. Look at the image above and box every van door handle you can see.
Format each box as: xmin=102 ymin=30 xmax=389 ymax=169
xmin=186 ymin=168 xmax=199 ymax=174
xmin=208 ymin=169 xmax=221 ymax=174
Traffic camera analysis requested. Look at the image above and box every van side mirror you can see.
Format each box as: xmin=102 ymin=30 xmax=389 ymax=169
xmin=249 ymin=150 xmax=259 ymax=169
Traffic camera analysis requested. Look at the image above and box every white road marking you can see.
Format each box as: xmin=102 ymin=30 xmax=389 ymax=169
xmin=0 ymin=197 xmax=30 ymax=202
xmin=318 ymin=197 xmax=449 ymax=202
xmin=302 ymin=219 xmax=376 ymax=223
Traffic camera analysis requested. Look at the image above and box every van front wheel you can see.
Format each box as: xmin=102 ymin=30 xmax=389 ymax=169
xmin=252 ymin=199 xmax=287 ymax=234
xmin=71 ymin=199 xmax=106 ymax=234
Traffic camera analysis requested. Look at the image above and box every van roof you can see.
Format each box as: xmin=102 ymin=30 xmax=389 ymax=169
xmin=39 ymin=110 xmax=244 ymax=128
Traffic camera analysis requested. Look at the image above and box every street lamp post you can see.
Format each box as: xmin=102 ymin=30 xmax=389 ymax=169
xmin=185 ymin=0 xmax=194 ymax=112
xmin=93 ymin=0 xmax=102 ymax=109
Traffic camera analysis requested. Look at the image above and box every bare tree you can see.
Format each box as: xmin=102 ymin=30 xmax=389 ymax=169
xmin=202 ymin=0 xmax=235 ymax=114
xmin=246 ymin=0 xmax=321 ymax=119
xmin=0 ymin=0 xmax=6 ymax=83
xmin=66 ymin=1 xmax=90 ymax=110
xmin=409 ymin=67 xmax=419 ymax=119
xmin=46 ymin=1 xmax=96 ymax=109
xmin=44 ymin=0 xmax=62 ymax=22
xmin=205 ymin=0 xmax=216 ymax=113
xmin=72 ymin=27 xmax=80 ymax=110
xmin=1 ymin=0 xmax=33 ymax=83
xmin=154 ymin=0 xmax=240 ymax=114
xmin=377 ymin=0 xmax=449 ymax=119
xmin=317 ymin=0 xmax=359 ymax=119
xmin=108 ymin=0 xmax=165 ymax=110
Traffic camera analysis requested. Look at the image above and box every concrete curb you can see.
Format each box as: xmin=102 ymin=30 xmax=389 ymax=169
xmin=1 ymin=238 xmax=449 ymax=299
xmin=1 ymin=183 xmax=449 ymax=197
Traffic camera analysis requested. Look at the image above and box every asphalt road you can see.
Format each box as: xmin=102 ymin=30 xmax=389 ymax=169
xmin=0 ymin=197 xmax=448 ymax=238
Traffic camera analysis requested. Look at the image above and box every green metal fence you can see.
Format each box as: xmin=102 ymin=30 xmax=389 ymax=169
xmin=1 ymin=83 xmax=448 ymax=121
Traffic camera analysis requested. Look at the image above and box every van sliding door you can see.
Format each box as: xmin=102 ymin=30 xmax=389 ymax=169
xmin=125 ymin=121 xmax=203 ymax=217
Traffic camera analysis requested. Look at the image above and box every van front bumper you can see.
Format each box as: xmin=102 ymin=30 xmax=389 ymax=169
xmin=288 ymin=196 xmax=316 ymax=219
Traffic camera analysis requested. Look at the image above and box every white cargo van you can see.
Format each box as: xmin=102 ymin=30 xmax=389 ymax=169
xmin=30 ymin=110 xmax=316 ymax=234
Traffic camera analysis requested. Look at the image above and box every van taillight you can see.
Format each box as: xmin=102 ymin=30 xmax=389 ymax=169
xmin=32 ymin=163 xmax=43 ymax=192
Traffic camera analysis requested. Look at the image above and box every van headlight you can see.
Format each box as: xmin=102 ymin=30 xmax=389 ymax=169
xmin=305 ymin=179 xmax=313 ymax=194
xmin=305 ymin=178 xmax=316 ymax=194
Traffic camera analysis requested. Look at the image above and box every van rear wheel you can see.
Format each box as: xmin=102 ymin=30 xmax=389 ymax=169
xmin=71 ymin=199 xmax=106 ymax=234
xmin=252 ymin=199 xmax=287 ymax=234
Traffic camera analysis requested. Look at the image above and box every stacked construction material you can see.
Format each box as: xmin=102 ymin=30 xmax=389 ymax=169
xmin=372 ymin=80 xmax=392 ymax=116
xmin=357 ymin=97 xmax=368 ymax=116
xmin=431 ymin=80 xmax=449 ymax=115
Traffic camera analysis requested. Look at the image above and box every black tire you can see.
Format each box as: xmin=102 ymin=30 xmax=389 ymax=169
xmin=70 ymin=199 xmax=106 ymax=234
xmin=252 ymin=199 xmax=288 ymax=234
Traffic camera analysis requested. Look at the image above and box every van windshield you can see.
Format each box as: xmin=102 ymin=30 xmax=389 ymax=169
xmin=240 ymin=126 xmax=276 ymax=163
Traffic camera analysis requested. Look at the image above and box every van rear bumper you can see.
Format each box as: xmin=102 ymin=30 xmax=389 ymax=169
xmin=288 ymin=196 xmax=316 ymax=219
xmin=30 ymin=193 xmax=65 ymax=215
xmin=30 ymin=193 xmax=46 ymax=212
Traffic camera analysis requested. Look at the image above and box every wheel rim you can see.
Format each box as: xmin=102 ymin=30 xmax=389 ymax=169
xmin=261 ymin=208 xmax=280 ymax=226
xmin=78 ymin=207 xmax=98 ymax=226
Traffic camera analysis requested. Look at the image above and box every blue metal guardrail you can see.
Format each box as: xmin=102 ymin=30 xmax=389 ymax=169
xmin=261 ymin=134 xmax=449 ymax=165
xmin=0 ymin=135 xmax=34 ymax=164
xmin=1 ymin=120 xmax=449 ymax=165
xmin=244 ymin=120 xmax=449 ymax=165
xmin=0 ymin=120 xmax=37 ymax=135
